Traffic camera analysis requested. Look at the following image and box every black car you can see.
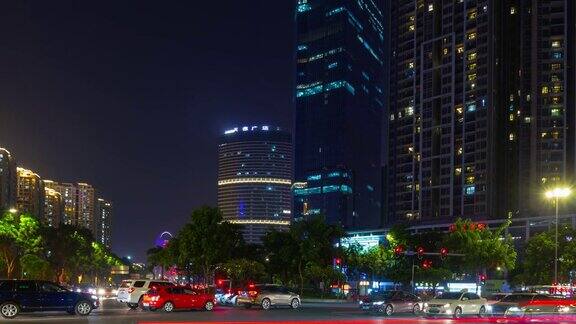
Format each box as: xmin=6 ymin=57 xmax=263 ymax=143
xmin=0 ymin=280 xmax=99 ymax=319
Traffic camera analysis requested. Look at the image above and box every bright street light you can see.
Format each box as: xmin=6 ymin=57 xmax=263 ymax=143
xmin=545 ymin=186 xmax=572 ymax=285
xmin=545 ymin=187 xmax=572 ymax=199
xmin=8 ymin=208 xmax=17 ymax=214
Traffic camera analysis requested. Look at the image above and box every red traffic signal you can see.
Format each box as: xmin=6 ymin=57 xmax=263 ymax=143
xmin=335 ymin=258 xmax=341 ymax=265
xmin=416 ymin=246 xmax=425 ymax=259
xmin=479 ymin=274 xmax=487 ymax=285
xmin=440 ymin=247 xmax=448 ymax=259
xmin=217 ymin=279 xmax=224 ymax=286
xmin=422 ymin=259 xmax=432 ymax=269
xmin=394 ymin=244 xmax=405 ymax=256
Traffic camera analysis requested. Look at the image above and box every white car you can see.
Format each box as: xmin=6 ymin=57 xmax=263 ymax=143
xmin=424 ymin=291 xmax=488 ymax=318
xmin=116 ymin=280 xmax=172 ymax=309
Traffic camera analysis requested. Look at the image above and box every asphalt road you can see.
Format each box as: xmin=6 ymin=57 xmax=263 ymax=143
xmin=6 ymin=299 xmax=576 ymax=324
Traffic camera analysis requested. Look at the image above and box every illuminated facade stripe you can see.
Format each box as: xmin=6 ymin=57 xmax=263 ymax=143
xmin=218 ymin=177 xmax=292 ymax=186
xmin=227 ymin=219 xmax=291 ymax=226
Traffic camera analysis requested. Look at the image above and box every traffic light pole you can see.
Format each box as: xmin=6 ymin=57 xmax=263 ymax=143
xmin=400 ymin=251 xmax=465 ymax=293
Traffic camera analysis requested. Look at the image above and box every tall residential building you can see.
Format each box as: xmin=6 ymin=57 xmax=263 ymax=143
xmin=16 ymin=167 xmax=44 ymax=218
xmin=76 ymin=183 xmax=95 ymax=233
xmin=0 ymin=148 xmax=17 ymax=212
xmin=519 ymin=1 xmax=576 ymax=216
xmin=218 ymin=126 xmax=292 ymax=244
xmin=44 ymin=181 xmax=78 ymax=225
xmin=95 ymin=198 xmax=113 ymax=248
xmin=387 ymin=1 xmax=576 ymax=224
xmin=295 ymin=0 xmax=385 ymax=229
xmin=43 ymin=187 xmax=63 ymax=227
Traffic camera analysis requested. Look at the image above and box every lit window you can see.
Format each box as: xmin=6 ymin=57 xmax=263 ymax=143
xmin=541 ymin=132 xmax=548 ymax=138
xmin=553 ymin=84 xmax=562 ymax=93
xmin=465 ymin=186 xmax=475 ymax=195
xmin=541 ymin=86 xmax=549 ymax=94
xmin=467 ymin=104 xmax=476 ymax=112
xmin=468 ymin=63 xmax=477 ymax=70
xmin=390 ymin=114 xmax=395 ymax=121
xmin=551 ymin=63 xmax=562 ymax=70
xmin=510 ymin=7 xmax=516 ymax=15
xmin=457 ymin=147 xmax=463 ymax=155
xmin=468 ymin=73 xmax=477 ymax=81
xmin=456 ymin=105 xmax=463 ymax=114
xmin=428 ymin=4 xmax=434 ymax=11
xmin=467 ymin=52 xmax=477 ymax=61
xmin=468 ymin=11 xmax=477 ymax=20
xmin=455 ymin=168 xmax=462 ymax=176
xmin=509 ymin=133 xmax=515 ymax=141
xmin=443 ymin=48 xmax=449 ymax=55
xmin=467 ymin=32 xmax=476 ymax=40
xmin=524 ymin=117 xmax=531 ymax=123
xmin=405 ymin=106 xmax=414 ymax=116
xmin=457 ymin=46 xmax=464 ymax=54
xmin=552 ymin=41 xmax=561 ymax=48
xmin=408 ymin=61 xmax=414 ymax=69
xmin=509 ymin=114 xmax=514 ymax=121
xmin=551 ymin=108 xmax=561 ymax=117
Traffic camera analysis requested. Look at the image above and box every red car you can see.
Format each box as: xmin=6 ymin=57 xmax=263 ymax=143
xmin=142 ymin=286 xmax=215 ymax=312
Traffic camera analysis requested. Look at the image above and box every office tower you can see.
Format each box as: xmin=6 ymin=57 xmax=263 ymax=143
xmin=16 ymin=167 xmax=44 ymax=218
xmin=387 ymin=0 xmax=523 ymax=224
xmin=76 ymin=183 xmax=95 ymax=233
xmin=44 ymin=181 xmax=78 ymax=225
xmin=295 ymin=0 xmax=385 ymax=228
xmin=43 ymin=187 xmax=63 ymax=227
xmin=95 ymin=198 xmax=113 ymax=248
xmin=519 ymin=1 xmax=576 ymax=215
xmin=218 ymin=126 xmax=292 ymax=244
xmin=0 ymin=148 xmax=17 ymax=212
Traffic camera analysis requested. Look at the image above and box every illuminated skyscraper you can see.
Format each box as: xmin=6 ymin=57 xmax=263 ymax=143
xmin=95 ymin=198 xmax=113 ymax=248
xmin=16 ymin=167 xmax=44 ymax=218
xmin=76 ymin=183 xmax=95 ymax=233
xmin=295 ymin=0 xmax=384 ymax=228
xmin=218 ymin=126 xmax=292 ymax=244
xmin=44 ymin=181 xmax=77 ymax=225
xmin=0 ymin=148 xmax=17 ymax=212
xmin=43 ymin=187 xmax=63 ymax=227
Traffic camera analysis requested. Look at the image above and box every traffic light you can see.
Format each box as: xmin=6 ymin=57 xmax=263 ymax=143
xmin=422 ymin=259 xmax=432 ymax=269
xmin=334 ymin=258 xmax=342 ymax=268
xmin=416 ymin=246 xmax=425 ymax=259
xmin=479 ymin=274 xmax=486 ymax=285
xmin=394 ymin=244 xmax=405 ymax=256
xmin=440 ymin=247 xmax=448 ymax=260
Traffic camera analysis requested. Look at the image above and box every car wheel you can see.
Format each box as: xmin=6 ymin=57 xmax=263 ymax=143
xmin=163 ymin=301 xmax=175 ymax=312
xmin=127 ymin=303 xmax=139 ymax=310
xmin=384 ymin=304 xmax=393 ymax=316
xmin=75 ymin=300 xmax=92 ymax=316
xmin=412 ymin=304 xmax=420 ymax=314
xmin=290 ymin=298 xmax=300 ymax=310
xmin=453 ymin=307 xmax=463 ymax=319
xmin=478 ymin=306 xmax=486 ymax=318
xmin=0 ymin=302 xmax=19 ymax=319
xmin=204 ymin=301 xmax=214 ymax=311
xmin=261 ymin=298 xmax=271 ymax=310
xmin=244 ymin=303 xmax=252 ymax=309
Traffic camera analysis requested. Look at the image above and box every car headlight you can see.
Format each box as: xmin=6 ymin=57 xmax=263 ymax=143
xmin=91 ymin=295 xmax=98 ymax=300
xmin=359 ymin=301 xmax=363 ymax=305
xmin=423 ymin=303 xmax=428 ymax=307
xmin=507 ymin=307 xmax=521 ymax=312
xmin=443 ymin=303 xmax=451 ymax=308
xmin=373 ymin=301 xmax=385 ymax=305
xmin=98 ymin=288 xmax=105 ymax=296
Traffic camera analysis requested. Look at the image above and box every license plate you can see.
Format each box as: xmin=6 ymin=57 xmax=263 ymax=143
xmin=362 ymin=306 xmax=370 ymax=310
xmin=428 ymin=308 xmax=440 ymax=313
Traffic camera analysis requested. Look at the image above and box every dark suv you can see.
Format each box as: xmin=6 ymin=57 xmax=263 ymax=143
xmin=0 ymin=280 xmax=99 ymax=319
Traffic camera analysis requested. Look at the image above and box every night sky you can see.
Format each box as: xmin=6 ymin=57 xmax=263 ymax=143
xmin=0 ymin=1 xmax=295 ymax=261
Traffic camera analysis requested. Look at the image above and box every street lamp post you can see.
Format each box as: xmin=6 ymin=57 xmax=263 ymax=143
xmin=545 ymin=187 xmax=572 ymax=284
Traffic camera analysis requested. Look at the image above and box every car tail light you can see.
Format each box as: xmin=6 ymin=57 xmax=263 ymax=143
xmin=151 ymin=296 xmax=160 ymax=301
xmin=128 ymin=287 xmax=135 ymax=293
xmin=248 ymin=290 xmax=258 ymax=298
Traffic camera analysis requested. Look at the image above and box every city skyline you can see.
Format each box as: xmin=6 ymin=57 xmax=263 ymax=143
xmin=0 ymin=1 xmax=295 ymax=261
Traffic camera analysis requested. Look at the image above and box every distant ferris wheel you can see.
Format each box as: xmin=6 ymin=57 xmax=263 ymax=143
xmin=155 ymin=231 xmax=173 ymax=248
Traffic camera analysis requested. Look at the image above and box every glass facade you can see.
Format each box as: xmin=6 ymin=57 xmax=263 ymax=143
xmin=295 ymin=0 xmax=384 ymax=229
xmin=0 ymin=148 xmax=16 ymax=211
xmin=218 ymin=126 xmax=292 ymax=244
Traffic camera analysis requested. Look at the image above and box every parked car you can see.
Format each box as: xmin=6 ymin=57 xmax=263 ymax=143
xmin=141 ymin=286 xmax=215 ymax=312
xmin=0 ymin=280 xmax=99 ymax=319
xmin=116 ymin=280 xmax=173 ymax=309
xmin=360 ymin=290 xmax=422 ymax=316
xmin=236 ymin=284 xmax=300 ymax=310
xmin=424 ymin=291 xmax=487 ymax=318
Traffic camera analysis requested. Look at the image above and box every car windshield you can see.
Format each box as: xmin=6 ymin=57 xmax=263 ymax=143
xmin=500 ymin=294 xmax=534 ymax=302
xmin=370 ymin=291 xmax=395 ymax=299
xmin=435 ymin=292 xmax=463 ymax=300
